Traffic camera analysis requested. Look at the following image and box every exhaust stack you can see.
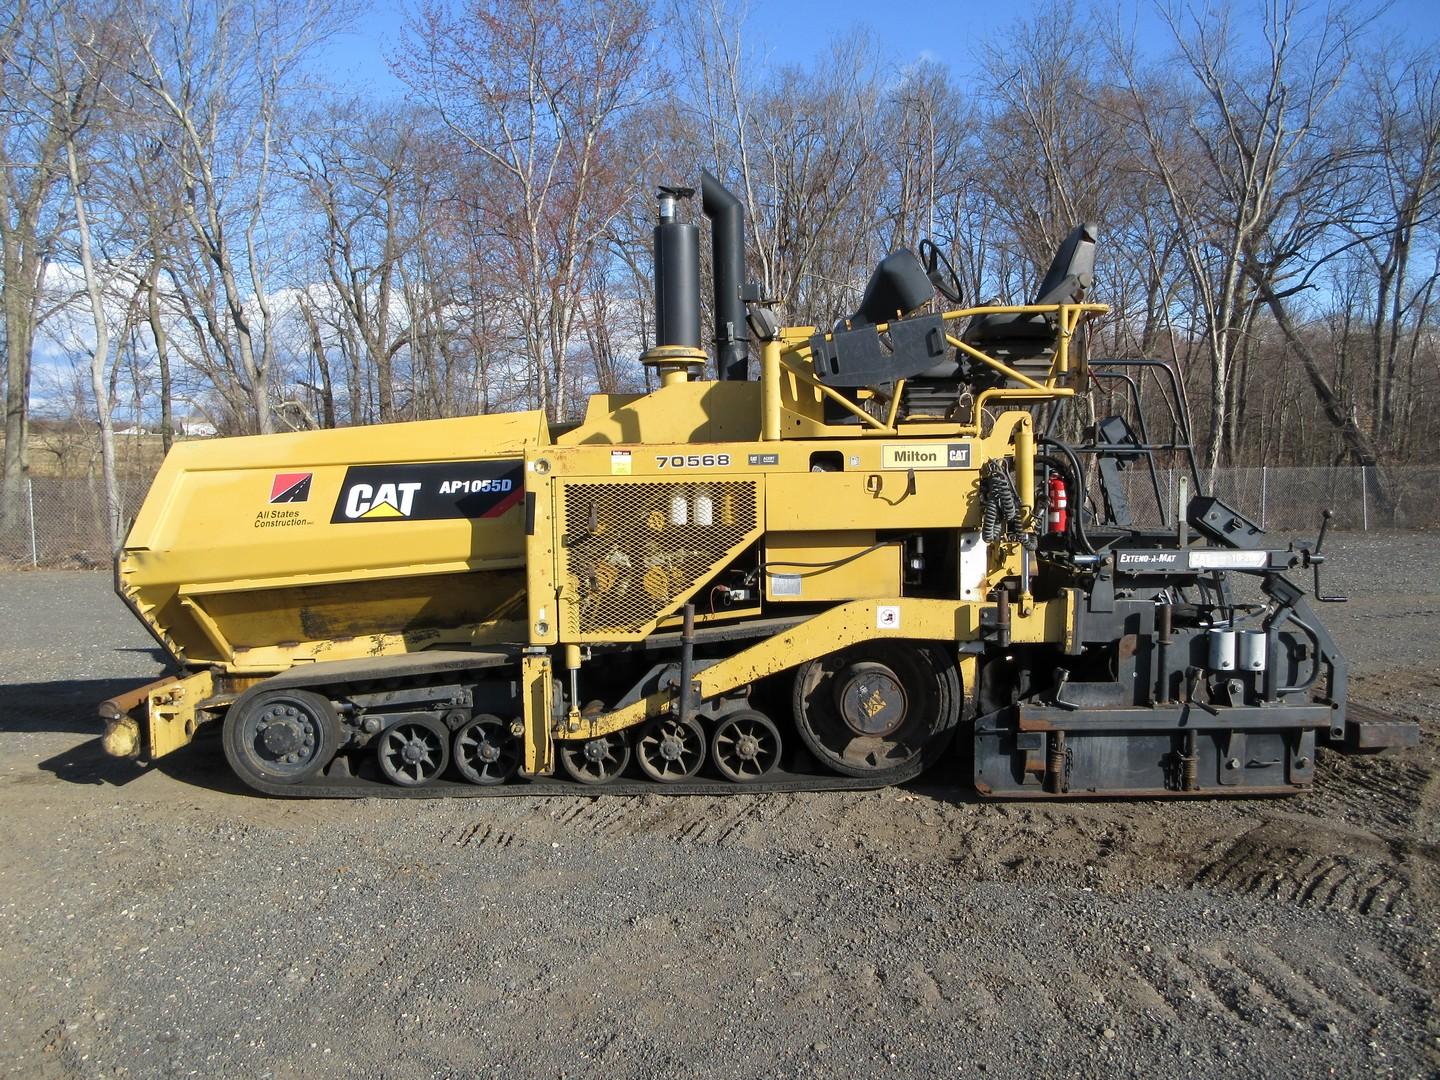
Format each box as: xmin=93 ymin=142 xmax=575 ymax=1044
xmin=701 ymin=170 xmax=750 ymax=381
xmin=653 ymin=186 xmax=701 ymax=351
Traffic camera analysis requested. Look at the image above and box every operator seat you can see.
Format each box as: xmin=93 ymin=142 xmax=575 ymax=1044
xmin=892 ymin=222 xmax=1099 ymax=417
xmin=962 ymin=222 xmax=1098 ymax=362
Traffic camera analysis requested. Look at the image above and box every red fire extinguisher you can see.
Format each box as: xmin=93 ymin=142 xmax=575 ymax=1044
xmin=1047 ymin=473 xmax=1068 ymax=534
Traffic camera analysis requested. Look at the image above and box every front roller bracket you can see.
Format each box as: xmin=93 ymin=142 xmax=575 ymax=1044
xmin=99 ymin=669 xmax=215 ymax=760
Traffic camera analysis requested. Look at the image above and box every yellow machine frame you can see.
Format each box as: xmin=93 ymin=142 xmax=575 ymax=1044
xmin=106 ymin=301 xmax=1106 ymax=769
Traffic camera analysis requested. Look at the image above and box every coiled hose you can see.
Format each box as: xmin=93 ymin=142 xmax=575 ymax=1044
xmin=980 ymin=459 xmax=1024 ymax=542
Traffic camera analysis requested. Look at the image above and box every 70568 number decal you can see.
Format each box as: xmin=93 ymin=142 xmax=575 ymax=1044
xmin=655 ymin=454 xmax=732 ymax=469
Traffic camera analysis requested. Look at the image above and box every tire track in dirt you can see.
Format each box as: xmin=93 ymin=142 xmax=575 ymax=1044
xmin=1229 ymin=941 xmax=1359 ymax=1023
xmin=1126 ymin=933 xmax=1428 ymax=1036
xmin=1084 ymin=952 xmax=1181 ymax=1022
xmin=545 ymin=795 xmax=638 ymax=837
xmin=439 ymin=822 xmax=516 ymax=849
xmin=538 ymin=792 xmax=777 ymax=849
xmin=1143 ymin=945 xmax=1238 ymax=1020
xmin=1302 ymin=759 xmax=1431 ymax=833
xmin=1193 ymin=821 xmax=1415 ymax=920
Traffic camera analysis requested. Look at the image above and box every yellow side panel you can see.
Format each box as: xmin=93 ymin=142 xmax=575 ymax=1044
xmin=120 ymin=411 xmax=546 ymax=668
xmin=193 ymin=572 xmax=527 ymax=649
xmin=764 ymin=469 xmax=979 ymax=531
xmin=764 ymin=530 xmax=902 ymax=602
xmin=555 ymin=380 xmax=762 ymax=446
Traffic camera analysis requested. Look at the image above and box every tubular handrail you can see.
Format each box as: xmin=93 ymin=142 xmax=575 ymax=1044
xmin=762 ymin=302 xmax=1107 ymax=440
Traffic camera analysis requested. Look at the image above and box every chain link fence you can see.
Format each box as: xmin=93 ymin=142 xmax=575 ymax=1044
xmin=1105 ymin=465 xmax=1440 ymax=534
xmin=1 ymin=465 xmax=1436 ymax=569
xmin=1 ymin=476 xmax=154 ymax=568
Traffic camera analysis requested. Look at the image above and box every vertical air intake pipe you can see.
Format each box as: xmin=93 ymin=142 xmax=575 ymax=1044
xmin=701 ymin=170 xmax=750 ymax=381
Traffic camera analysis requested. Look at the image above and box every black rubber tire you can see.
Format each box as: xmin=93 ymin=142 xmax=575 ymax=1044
xmin=453 ymin=714 xmax=520 ymax=786
xmin=375 ymin=717 xmax=451 ymax=787
xmin=635 ymin=715 xmax=707 ymax=783
xmin=792 ymin=641 xmax=960 ymax=778
xmin=710 ymin=710 xmax=783 ymax=783
xmin=558 ymin=731 xmax=632 ymax=785
xmin=223 ymin=688 xmax=342 ymax=787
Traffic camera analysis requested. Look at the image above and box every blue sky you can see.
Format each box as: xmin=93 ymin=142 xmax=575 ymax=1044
xmin=312 ymin=0 xmax=1440 ymax=98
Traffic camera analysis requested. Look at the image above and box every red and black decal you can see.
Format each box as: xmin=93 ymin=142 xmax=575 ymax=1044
xmin=331 ymin=459 xmax=525 ymax=523
xmin=269 ymin=472 xmax=312 ymax=503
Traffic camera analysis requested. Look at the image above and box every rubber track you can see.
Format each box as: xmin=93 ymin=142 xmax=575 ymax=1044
xmin=240 ymin=761 xmax=926 ymax=800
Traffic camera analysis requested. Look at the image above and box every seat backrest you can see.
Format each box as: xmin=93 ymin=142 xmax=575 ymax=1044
xmin=849 ymin=249 xmax=935 ymax=327
xmin=1033 ymin=222 xmax=1098 ymax=306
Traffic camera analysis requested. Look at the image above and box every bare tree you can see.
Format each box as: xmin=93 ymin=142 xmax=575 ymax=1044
xmin=0 ymin=0 xmax=71 ymax=530
xmin=295 ymin=100 xmax=428 ymax=423
xmin=125 ymin=0 xmax=348 ymax=434
xmin=1107 ymin=3 xmax=1362 ymax=470
xmin=983 ymin=6 xmax=1110 ymax=263
xmin=108 ymin=123 xmax=185 ymax=451
xmin=1355 ymin=47 xmax=1440 ymax=453
xmin=402 ymin=0 xmax=658 ymax=420
xmin=51 ymin=2 xmax=127 ymax=550
xmin=879 ymin=63 xmax=966 ymax=259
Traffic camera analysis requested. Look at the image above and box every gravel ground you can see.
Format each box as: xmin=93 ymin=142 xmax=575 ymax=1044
xmin=0 ymin=532 xmax=1436 ymax=1079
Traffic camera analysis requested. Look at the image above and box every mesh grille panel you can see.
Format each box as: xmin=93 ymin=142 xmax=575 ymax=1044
xmin=562 ymin=481 xmax=758 ymax=635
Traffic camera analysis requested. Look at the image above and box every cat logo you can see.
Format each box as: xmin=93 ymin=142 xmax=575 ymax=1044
xmin=330 ymin=460 xmax=525 ymax=524
xmin=343 ymin=482 xmax=422 ymax=520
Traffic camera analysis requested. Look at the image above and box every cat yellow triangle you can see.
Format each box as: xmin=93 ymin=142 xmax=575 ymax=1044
xmin=360 ymin=500 xmax=405 ymax=518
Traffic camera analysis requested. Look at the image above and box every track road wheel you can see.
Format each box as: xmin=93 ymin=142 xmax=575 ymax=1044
xmin=376 ymin=718 xmax=449 ymax=787
xmin=559 ymin=732 xmax=631 ymax=785
xmin=711 ymin=710 xmax=783 ymax=783
xmin=792 ymin=642 xmax=960 ymax=778
xmin=453 ymin=714 xmax=520 ymax=786
xmin=224 ymin=689 xmax=341 ymax=787
xmin=636 ymin=715 xmax=706 ymax=783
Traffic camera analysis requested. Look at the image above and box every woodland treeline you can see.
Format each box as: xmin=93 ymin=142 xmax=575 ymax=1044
xmin=2 ymin=0 xmax=1439 ymax=544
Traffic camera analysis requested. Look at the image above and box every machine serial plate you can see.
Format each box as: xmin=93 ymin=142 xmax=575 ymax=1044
xmin=881 ymin=443 xmax=971 ymax=470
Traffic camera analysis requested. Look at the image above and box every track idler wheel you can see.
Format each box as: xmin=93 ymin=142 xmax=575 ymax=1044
xmin=453 ymin=714 xmax=520 ymax=786
xmin=558 ymin=731 xmax=631 ymax=785
xmin=376 ymin=717 xmax=450 ymax=787
xmin=635 ymin=715 xmax=706 ymax=783
xmin=711 ymin=710 xmax=782 ymax=783
xmin=224 ymin=688 xmax=342 ymax=787
xmin=792 ymin=642 xmax=960 ymax=778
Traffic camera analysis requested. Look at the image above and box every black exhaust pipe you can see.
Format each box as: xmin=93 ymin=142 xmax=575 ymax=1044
xmin=653 ymin=186 xmax=701 ymax=350
xmin=701 ymin=170 xmax=750 ymax=381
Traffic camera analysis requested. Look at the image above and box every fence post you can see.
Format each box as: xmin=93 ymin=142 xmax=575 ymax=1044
xmin=1260 ymin=466 xmax=1267 ymax=530
xmin=1362 ymin=466 xmax=1369 ymax=532
xmin=26 ymin=477 xmax=37 ymax=567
